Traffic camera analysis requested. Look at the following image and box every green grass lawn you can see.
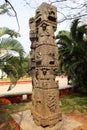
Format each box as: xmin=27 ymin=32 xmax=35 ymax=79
xmin=0 ymin=78 xmax=10 ymax=82
xmin=0 ymin=77 xmax=32 ymax=82
xmin=60 ymin=94 xmax=87 ymax=113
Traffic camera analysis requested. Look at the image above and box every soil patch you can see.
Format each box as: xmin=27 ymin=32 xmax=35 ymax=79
xmin=65 ymin=113 xmax=87 ymax=130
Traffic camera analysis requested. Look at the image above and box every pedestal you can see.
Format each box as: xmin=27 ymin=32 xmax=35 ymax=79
xmin=11 ymin=110 xmax=82 ymax=130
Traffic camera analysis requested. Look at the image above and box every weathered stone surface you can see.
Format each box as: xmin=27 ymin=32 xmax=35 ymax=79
xmin=11 ymin=110 xmax=82 ymax=130
xmin=29 ymin=2 xmax=61 ymax=127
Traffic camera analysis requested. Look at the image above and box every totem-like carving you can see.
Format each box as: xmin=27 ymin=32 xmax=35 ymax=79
xmin=29 ymin=2 xmax=62 ymax=127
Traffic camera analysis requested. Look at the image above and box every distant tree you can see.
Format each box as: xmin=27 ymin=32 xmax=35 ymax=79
xmin=56 ymin=19 xmax=87 ymax=93
xmin=24 ymin=0 xmax=87 ymax=23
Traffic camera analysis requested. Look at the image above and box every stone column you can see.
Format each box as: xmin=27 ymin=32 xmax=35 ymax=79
xmin=29 ymin=2 xmax=62 ymax=127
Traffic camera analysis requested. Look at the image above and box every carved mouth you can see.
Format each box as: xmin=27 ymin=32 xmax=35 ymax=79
xmin=48 ymin=16 xmax=56 ymax=22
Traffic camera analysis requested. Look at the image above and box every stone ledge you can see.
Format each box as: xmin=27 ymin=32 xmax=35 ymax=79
xmin=11 ymin=110 xmax=82 ymax=130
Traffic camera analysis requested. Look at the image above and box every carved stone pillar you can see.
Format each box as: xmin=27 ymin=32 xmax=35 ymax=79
xmin=29 ymin=2 xmax=62 ymax=127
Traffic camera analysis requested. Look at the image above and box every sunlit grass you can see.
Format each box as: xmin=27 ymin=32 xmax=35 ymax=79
xmin=0 ymin=102 xmax=32 ymax=114
xmin=0 ymin=78 xmax=10 ymax=82
xmin=60 ymin=95 xmax=87 ymax=113
xmin=0 ymin=77 xmax=32 ymax=82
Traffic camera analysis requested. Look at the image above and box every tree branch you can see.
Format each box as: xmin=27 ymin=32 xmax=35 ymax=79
xmin=5 ymin=0 xmax=20 ymax=32
xmin=48 ymin=0 xmax=67 ymax=5
xmin=58 ymin=13 xmax=87 ymax=23
xmin=24 ymin=0 xmax=36 ymax=9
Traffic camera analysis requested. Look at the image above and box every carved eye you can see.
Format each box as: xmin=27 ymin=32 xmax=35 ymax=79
xmin=49 ymin=61 xmax=54 ymax=65
xmin=36 ymin=11 xmax=40 ymax=15
xmin=51 ymin=11 xmax=55 ymax=15
xmin=49 ymin=53 xmax=55 ymax=57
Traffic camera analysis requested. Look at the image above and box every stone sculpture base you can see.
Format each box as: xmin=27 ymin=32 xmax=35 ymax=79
xmin=11 ymin=110 xmax=82 ymax=130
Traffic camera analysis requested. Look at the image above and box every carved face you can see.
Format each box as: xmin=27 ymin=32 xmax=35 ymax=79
xmin=35 ymin=2 xmax=57 ymax=28
xmin=48 ymin=8 xmax=56 ymax=22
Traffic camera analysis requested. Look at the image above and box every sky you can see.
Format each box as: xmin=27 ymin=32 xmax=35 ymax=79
xmin=0 ymin=0 xmax=76 ymax=54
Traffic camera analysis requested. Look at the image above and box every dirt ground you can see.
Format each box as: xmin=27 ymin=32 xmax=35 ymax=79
xmin=65 ymin=113 xmax=87 ymax=130
xmin=0 ymin=113 xmax=87 ymax=130
xmin=0 ymin=122 xmax=10 ymax=130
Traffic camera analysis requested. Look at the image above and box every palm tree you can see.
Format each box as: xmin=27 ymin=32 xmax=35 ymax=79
xmin=0 ymin=3 xmax=25 ymax=90
xmin=56 ymin=19 xmax=87 ymax=93
xmin=0 ymin=27 xmax=25 ymax=90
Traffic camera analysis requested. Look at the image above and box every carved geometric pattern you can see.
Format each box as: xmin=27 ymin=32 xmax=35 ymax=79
xmin=47 ymin=93 xmax=57 ymax=112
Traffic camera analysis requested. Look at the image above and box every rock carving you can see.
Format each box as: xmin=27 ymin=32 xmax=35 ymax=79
xmin=29 ymin=2 xmax=62 ymax=127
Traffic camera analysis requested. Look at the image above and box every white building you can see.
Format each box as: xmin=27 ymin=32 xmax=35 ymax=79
xmin=0 ymin=69 xmax=7 ymax=78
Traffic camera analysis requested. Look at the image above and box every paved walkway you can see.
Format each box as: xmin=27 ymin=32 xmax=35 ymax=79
xmin=0 ymin=76 xmax=71 ymax=97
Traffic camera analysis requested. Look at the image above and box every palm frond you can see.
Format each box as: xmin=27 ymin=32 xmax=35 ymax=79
xmin=56 ymin=30 xmax=72 ymax=44
xmin=78 ymin=25 xmax=87 ymax=42
xmin=0 ymin=27 xmax=20 ymax=37
xmin=70 ymin=19 xmax=79 ymax=41
xmin=2 ymin=63 xmax=18 ymax=91
xmin=0 ymin=38 xmax=25 ymax=57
